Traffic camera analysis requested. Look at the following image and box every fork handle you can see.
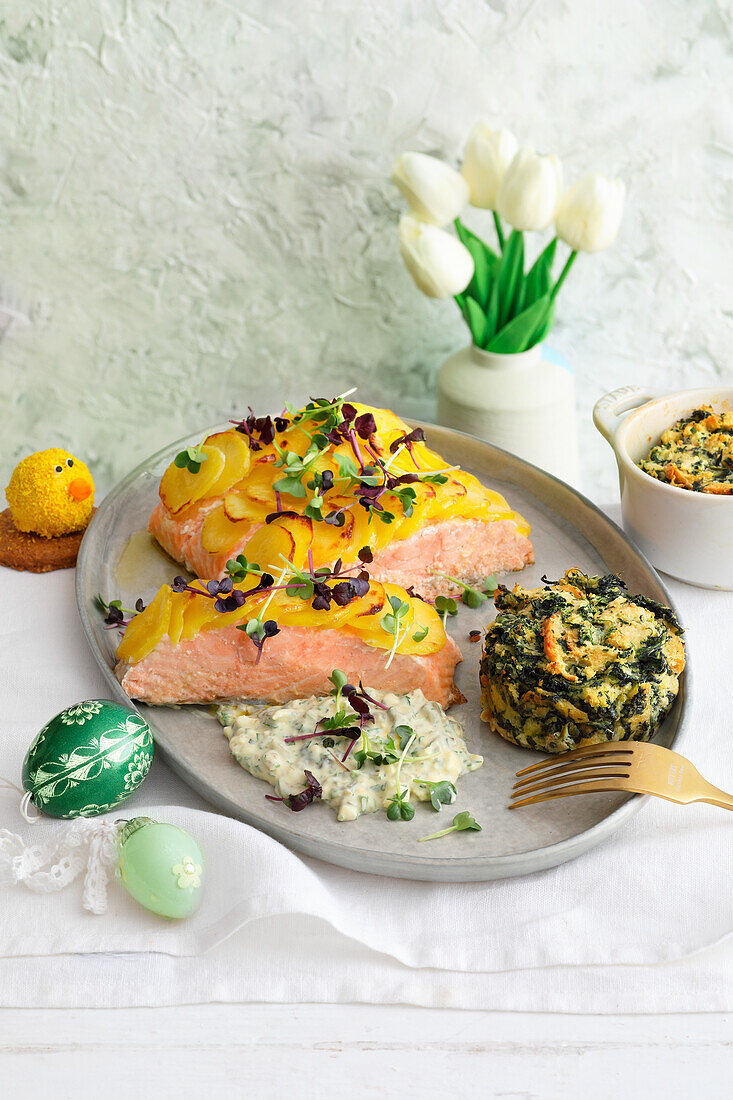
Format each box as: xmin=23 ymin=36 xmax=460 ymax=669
xmin=698 ymin=784 xmax=733 ymax=811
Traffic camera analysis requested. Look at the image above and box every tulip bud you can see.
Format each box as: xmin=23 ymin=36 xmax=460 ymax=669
xmin=461 ymin=123 xmax=518 ymax=209
xmin=398 ymin=215 xmax=474 ymax=298
xmin=496 ymin=148 xmax=563 ymax=232
xmin=556 ymin=173 xmax=625 ymax=253
xmin=392 ymin=152 xmax=469 ymax=227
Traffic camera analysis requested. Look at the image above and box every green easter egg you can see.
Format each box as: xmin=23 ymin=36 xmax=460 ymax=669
xmin=22 ymin=700 xmax=153 ymax=819
xmin=117 ymin=818 xmax=204 ymax=919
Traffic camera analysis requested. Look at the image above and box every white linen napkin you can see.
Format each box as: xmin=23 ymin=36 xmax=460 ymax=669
xmin=1 ymin=517 xmax=732 ymax=1011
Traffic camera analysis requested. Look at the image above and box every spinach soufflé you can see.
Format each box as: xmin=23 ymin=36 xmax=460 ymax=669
xmin=638 ymin=405 xmax=733 ymax=494
xmin=479 ymin=569 xmax=685 ymax=753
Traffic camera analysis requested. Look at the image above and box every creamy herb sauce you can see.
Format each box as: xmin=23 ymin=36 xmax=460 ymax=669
xmin=218 ymin=689 xmax=482 ymax=822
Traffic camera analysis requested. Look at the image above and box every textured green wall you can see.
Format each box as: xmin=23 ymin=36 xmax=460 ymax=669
xmin=1 ymin=2 xmax=731 ymax=496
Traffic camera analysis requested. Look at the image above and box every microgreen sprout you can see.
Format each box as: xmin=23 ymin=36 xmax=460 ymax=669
xmin=225 ymin=555 xmax=267 ymax=583
xmin=389 ymin=426 xmax=426 ymax=467
xmin=432 ymin=573 xmax=499 ymax=609
xmin=173 ymin=445 xmax=208 ymax=474
xmin=172 ymin=574 xmax=268 ymax=613
xmin=386 ymin=789 xmax=415 ymax=821
xmin=286 ymin=389 xmax=357 ymax=437
xmin=226 ymin=554 xmax=371 ymax=627
xmin=313 ymin=670 xmax=356 ymax=739
xmin=272 ymin=445 xmax=322 ymax=498
xmin=414 ymin=779 xmax=457 ymax=812
xmin=231 ymin=409 xmax=289 ymax=451
xmin=381 ymin=594 xmax=411 ymax=669
xmin=412 ymin=625 xmax=429 ymax=643
xmin=393 ymin=724 xmax=415 ymax=750
xmin=353 ymin=732 xmax=400 ymax=770
xmin=418 ymin=810 xmax=482 ymax=842
xmin=435 ymin=595 xmax=458 ymax=626
xmin=238 ymin=617 xmax=280 ymax=663
xmin=283 ymin=675 xmax=380 ymax=755
xmin=96 ymin=594 xmax=145 ymax=628
xmin=303 ymin=470 xmax=334 ymax=521
xmin=385 ymin=727 xmax=416 ymax=821
xmin=205 ymin=577 xmax=248 ymax=613
xmin=328 ymin=668 xmax=348 ymax=706
xmin=266 ymin=769 xmax=322 ymax=812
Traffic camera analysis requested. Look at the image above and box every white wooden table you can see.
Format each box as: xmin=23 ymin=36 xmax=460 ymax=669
xmin=3 ymin=1005 xmax=732 ymax=1096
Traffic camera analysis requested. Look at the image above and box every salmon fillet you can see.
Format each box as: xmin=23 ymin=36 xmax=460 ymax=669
xmin=369 ymin=517 xmax=533 ymax=601
xmin=117 ymin=623 xmax=464 ymax=709
xmin=148 ymin=500 xmax=533 ymax=599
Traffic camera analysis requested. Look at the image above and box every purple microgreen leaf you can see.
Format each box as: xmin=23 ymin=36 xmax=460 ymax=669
xmin=354 ymin=412 xmax=377 ymax=439
xmin=286 ymin=770 xmax=323 ymax=811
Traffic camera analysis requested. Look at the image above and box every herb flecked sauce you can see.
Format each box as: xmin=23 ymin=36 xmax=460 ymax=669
xmin=217 ymin=690 xmax=482 ymax=821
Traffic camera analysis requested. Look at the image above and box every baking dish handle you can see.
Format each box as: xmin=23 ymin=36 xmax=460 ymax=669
xmin=593 ymin=386 xmax=655 ymax=445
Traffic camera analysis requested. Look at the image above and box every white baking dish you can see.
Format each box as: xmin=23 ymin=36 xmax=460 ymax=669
xmin=593 ymin=384 xmax=733 ymax=589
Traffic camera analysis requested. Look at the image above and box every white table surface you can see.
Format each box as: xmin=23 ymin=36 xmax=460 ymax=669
xmin=3 ymin=1005 xmax=733 ymax=1096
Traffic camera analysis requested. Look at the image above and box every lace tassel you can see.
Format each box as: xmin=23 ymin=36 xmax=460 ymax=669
xmin=0 ymin=820 xmax=120 ymax=914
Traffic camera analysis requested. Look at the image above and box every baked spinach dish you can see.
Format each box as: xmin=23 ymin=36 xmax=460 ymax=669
xmin=638 ymin=406 xmax=733 ymax=494
xmin=479 ymin=569 xmax=685 ymax=753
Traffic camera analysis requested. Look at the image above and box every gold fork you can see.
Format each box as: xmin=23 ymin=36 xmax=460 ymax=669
xmin=509 ymin=741 xmax=733 ymax=811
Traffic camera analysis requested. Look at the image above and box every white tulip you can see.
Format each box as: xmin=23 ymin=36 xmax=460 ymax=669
xmin=461 ymin=122 xmax=518 ymax=209
xmin=495 ymin=147 xmax=563 ymax=232
xmin=392 ymin=152 xmax=469 ymax=227
xmin=556 ymin=172 xmax=626 ymax=252
xmin=398 ymin=215 xmax=474 ymax=298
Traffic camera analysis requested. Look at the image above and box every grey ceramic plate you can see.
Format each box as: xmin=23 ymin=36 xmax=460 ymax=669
xmin=76 ymin=422 xmax=688 ymax=882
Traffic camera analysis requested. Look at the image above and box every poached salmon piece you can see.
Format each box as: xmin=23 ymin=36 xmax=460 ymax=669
xmin=149 ymin=399 xmax=534 ymax=599
xmin=148 ymin=502 xmax=533 ymax=599
xmin=117 ymin=623 xmax=464 ymax=709
xmin=113 ymin=564 xmax=464 ymax=709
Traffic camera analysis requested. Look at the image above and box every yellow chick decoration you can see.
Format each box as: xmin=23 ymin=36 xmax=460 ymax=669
xmin=0 ymin=449 xmax=95 ymax=573
xmin=6 ymin=449 xmax=95 ymax=537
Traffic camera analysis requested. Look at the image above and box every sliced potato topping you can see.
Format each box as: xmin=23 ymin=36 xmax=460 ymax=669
xmin=116 ymin=574 xmax=447 ymax=666
xmin=156 ymin=402 xmax=530 ymax=562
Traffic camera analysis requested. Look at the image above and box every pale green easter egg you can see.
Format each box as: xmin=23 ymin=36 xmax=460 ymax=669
xmin=22 ymin=700 xmax=154 ymax=819
xmin=117 ymin=818 xmax=204 ymax=919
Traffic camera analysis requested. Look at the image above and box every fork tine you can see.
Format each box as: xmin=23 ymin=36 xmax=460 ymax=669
xmin=510 ymin=767 xmax=631 ymax=799
xmin=509 ymin=778 xmax=632 ymax=809
xmin=514 ymin=743 xmax=635 ymax=777
xmin=512 ymin=757 xmax=633 ymax=792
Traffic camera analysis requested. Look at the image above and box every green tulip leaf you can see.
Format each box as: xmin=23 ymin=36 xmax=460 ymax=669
xmin=530 ymin=300 xmax=556 ymax=346
xmin=463 ymin=296 xmax=490 ymax=347
xmin=524 ymin=238 xmax=557 ymax=309
xmin=454 ymin=219 xmax=498 ymax=309
xmin=496 ymin=229 xmax=524 ymax=330
xmin=455 ymin=291 xmax=472 ymax=334
xmin=484 ymin=278 xmax=500 ymax=342
xmin=486 ymin=292 xmax=553 ymax=354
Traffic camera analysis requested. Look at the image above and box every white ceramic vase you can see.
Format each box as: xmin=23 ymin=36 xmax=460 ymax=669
xmin=437 ymin=342 xmax=581 ymax=487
